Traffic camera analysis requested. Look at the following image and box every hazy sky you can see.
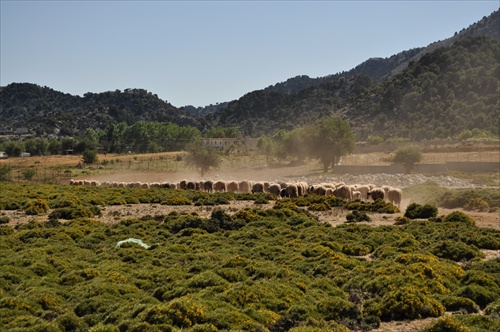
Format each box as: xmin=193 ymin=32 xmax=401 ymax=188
xmin=1 ymin=1 xmax=498 ymax=107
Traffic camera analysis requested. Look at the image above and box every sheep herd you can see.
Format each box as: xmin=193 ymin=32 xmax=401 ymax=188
xmin=69 ymin=179 xmax=403 ymax=208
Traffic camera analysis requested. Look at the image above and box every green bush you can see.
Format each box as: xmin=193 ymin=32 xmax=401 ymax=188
xmin=375 ymin=287 xmax=445 ymax=321
xmin=420 ymin=316 xmax=471 ymax=332
xmin=442 ymin=211 xmax=476 ymax=226
xmin=464 ymin=198 xmax=490 ymax=212
xmin=429 ymin=240 xmax=484 ymax=262
xmin=394 ymin=216 xmax=411 ymax=225
xmin=341 ymin=243 xmax=371 ymax=256
xmin=316 ymin=296 xmax=360 ymax=321
xmin=162 ymin=196 xmax=192 ymax=205
xmin=345 ymin=199 xmax=398 ymax=213
xmin=345 ymin=210 xmax=371 ymax=222
xmin=404 ymin=203 xmax=438 ymax=219
xmin=484 ymin=300 xmax=500 ymax=316
xmin=308 ymin=202 xmax=330 ymax=211
xmin=24 ymin=199 xmax=49 ymax=215
xmin=455 ymin=284 xmax=498 ymax=308
xmin=49 ymin=206 xmax=95 ymax=220
xmin=438 ymin=295 xmax=479 ymax=313
xmin=0 ymin=216 xmax=10 ymax=224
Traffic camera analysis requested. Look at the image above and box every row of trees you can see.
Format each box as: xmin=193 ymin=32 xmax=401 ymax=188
xmin=0 ymin=123 xmax=241 ymax=157
xmin=1 ymin=117 xmax=423 ymax=175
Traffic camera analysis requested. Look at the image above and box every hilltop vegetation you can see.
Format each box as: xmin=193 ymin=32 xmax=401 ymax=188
xmin=210 ymin=36 xmax=500 ymax=139
xmin=0 ymin=86 xmax=202 ymax=137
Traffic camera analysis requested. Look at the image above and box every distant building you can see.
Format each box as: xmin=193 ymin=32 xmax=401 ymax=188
xmin=202 ymin=137 xmax=258 ymax=150
xmin=15 ymin=127 xmax=29 ymax=135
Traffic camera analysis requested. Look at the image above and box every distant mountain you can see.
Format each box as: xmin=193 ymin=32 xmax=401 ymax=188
xmin=265 ymin=9 xmax=499 ymax=94
xmin=207 ymin=36 xmax=499 ymax=140
xmin=0 ymin=85 xmax=203 ymax=136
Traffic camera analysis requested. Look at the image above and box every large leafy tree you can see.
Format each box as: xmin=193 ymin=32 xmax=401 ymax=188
xmin=304 ymin=117 xmax=355 ymax=173
xmin=392 ymin=145 xmax=423 ymax=173
xmin=185 ymin=142 xmax=222 ymax=177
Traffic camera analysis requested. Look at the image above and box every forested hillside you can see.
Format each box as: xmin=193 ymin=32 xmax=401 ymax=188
xmin=209 ymin=36 xmax=499 ymax=139
xmin=0 ymin=85 xmax=203 ymax=137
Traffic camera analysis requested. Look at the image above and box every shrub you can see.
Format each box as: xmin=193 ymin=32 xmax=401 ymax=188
xmin=308 ymin=202 xmax=330 ymax=211
xmin=341 ymin=243 xmax=371 ymax=256
xmin=55 ymin=312 xmax=89 ymax=332
xmin=438 ymin=295 xmax=479 ymax=313
xmin=442 ymin=211 xmax=475 ymax=226
xmin=464 ymin=198 xmax=489 ymax=212
xmin=394 ymin=216 xmax=411 ymax=225
xmin=22 ymin=168 xmax=37 ymax=181
xmin=404 ymin=203 xmax=438 ymax=219
xmin=345 ymin=210 xmax=371 ymax=222
xmin=232 ymin=208 xmax=263 ymax=223
xmin=429 ymin=240 xmax=484 ymax=262
xmin=455 ymin=284 xmax=498 ymax=308
xmin=162 ymin=196 xmax=192 ymax=205
xmin=49 ymin=206 xmax=95 ymax=220
xmin=0 ymin=164 xmax=11 ymax=181
xmin=345 ymin=200 xmax=398 ymax=213
xmin=484 ymin=300 xmax=500 ymax=316
xmin=0 ymin=216 xmax=10 ymax=224
xmin=375 ymin=287 xmax=445 ymax=321
xmin=166 ymin=297 xmax=206 ymax=328
xmin=316 ymin=296 xmax=360 ymax=321
xmin=420 ymin=316 xmax=471 ymax=332
xmin=325 ymin=196 xmax=345 ymax=207
xmin=24 ymin=199 xmax=49 ymax=215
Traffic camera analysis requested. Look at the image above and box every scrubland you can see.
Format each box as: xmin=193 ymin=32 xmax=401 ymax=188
xmin=0 ymin=176 xmax=499 ymax=331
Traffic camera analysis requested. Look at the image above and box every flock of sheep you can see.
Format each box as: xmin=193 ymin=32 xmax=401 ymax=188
xmin=69 ymin=179 xmax=403 ymax=208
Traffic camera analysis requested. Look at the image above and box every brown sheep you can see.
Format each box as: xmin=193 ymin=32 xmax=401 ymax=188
xmin=333 ymin=185 xmax=353 ymax=201
xmin=226 ymin=181 xmax=239 ymax=193
xmin=367 ymin=188 xmax=385 ymax=201
xmin=268 ymin=184 xmax=282 ymax=198
xmin=213 ymin=180 xmax=227 ymax=192
xmin=203 ymin=180 xmax=214 ymax=193
xmin=252 ymin=182 xmax=265 ymax=194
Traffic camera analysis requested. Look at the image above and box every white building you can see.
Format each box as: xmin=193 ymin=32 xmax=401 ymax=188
xmin=202 ymin=137 xmax=257 ymax=150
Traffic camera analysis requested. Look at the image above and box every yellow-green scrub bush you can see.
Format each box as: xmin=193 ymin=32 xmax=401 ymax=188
xmin=442 ymin=211 xmax=476 ymax=226
xmin=437 ymin=295 xmax=479 ymax=313
xmin=454 ymin=284 xmax=499 ymax=308
xmin=372 ymin=287 xmax=445 ymax=321
xmin=24 ymin=199 xmax=49 ymax=215
xmin=429 ymin=240 xmax=484 ymax=262
xmin=161 ymin=195 xmax=192 ymax=206
xmin=308 ymin=202 xmax=330 ymax=211
xmin=49 ymin=206 xmax=95 ymax=220
xmin=464 ymin=198 xmax=489 ymax=212
xmin=420 ymin=316 xmax=471 ymax=332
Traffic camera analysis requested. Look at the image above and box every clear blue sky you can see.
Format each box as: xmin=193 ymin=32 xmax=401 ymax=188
xmin=1 ymin=1 xmax=498 ymax=107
